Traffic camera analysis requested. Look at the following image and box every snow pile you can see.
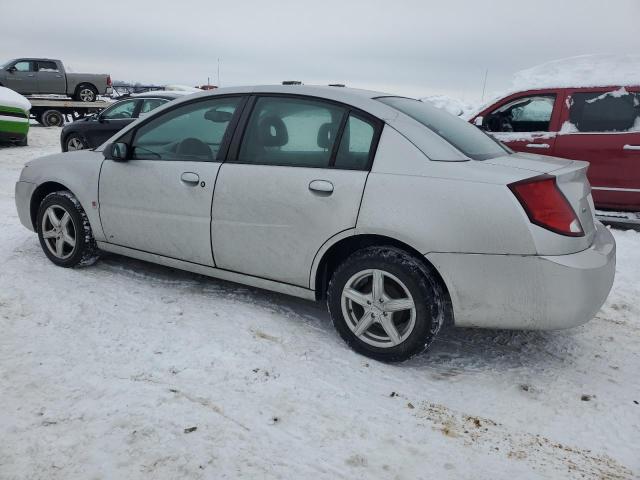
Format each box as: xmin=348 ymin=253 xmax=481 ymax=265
xmin=512 ymin=54 xmax=640 ymax=90
xmin=420 ymin=95 xmax=476 ymax=117
xmin=163 ymin=84 xmax=202 ymax=93
xmin=0 ymin=86 xmax=31 ymax=111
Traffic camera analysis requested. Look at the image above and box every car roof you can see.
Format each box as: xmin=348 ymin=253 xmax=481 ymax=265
xmin=124 ymin=91 xmax=186 ymax=100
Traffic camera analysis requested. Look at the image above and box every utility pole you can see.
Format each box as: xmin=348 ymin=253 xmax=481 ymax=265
xmin=481 ymin=68 xmax=488 ymax=102
xmin=217 ymin=58 xmax=220 ymax=87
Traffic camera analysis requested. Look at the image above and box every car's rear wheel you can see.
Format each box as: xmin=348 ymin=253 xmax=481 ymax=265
xmin=64 ymin=133 xmax=88 ymax=151
xmin=327 ymin=246 xmax=445 ymax=362
xmin=37 ymin=191 xmax=99 ymax=268
xmin=75 ymin=84 xmax=98 ymax=102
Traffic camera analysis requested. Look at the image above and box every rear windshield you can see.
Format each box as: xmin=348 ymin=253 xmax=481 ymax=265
xmin=377 ymin=96 xmax=509 ymax=160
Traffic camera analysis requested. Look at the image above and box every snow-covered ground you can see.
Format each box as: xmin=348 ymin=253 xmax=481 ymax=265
xmin=0 ymin=126 xmax=639 ymax=480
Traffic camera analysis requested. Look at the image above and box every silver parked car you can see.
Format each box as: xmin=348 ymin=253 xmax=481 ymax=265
xmin=14 ymin=85 xmax=616 ymax=362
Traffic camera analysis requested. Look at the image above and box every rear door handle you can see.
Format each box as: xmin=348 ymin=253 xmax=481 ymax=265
xmin=525 ymin=143 xmax=550 ymax=149
xmin=181 ymin=172 xmax=200 ymax=185
xmin=623 ymin=145 xmax=640 ymax=151
xmin=309 ymin=179 xmax=334 ymax=194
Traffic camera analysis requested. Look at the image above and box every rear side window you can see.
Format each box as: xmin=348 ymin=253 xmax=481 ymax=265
xmin=569 ymin=89 xmax=640 ymax=132
xmin=238 ymin=97 xmax=346 ymax=168
xmin=139 ymin=98 xmax=167 ymax=115
xmin=377 ymin=96 xmax=509 ymax=160
xmin=36 ymin=61 xmax=59 ymax=72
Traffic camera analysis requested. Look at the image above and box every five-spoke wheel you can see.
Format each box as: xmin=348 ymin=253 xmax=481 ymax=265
xmin=341 ymin=269 xmax=416 ymax=348
xmin=41 ymin=205 xmax=76 ymax=260
xmin=37 ymin=191 xmax=99 ymax=268
xmin=328 ymin=246 xmax=445 ymax=362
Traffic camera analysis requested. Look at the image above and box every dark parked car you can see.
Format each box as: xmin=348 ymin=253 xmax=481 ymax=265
xmin=60 ymin=92 xmax=185 ymax=151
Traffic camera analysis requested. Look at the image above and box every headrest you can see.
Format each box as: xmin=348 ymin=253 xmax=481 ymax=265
xmin=258 ymin=116 xmax=288 ymax=147
xmin=317 ymin=122 xmax=336 ymax=149
xmin=177 ymin=137 xmax=212 ymax=158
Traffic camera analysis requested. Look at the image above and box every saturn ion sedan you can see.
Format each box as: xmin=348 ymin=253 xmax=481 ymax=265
xmin=14 ymin=85 xmax=616 ymax=362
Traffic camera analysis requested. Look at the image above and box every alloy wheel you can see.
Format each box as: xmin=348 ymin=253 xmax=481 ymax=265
xmin=67 ymin=137 xmax=86 ymax=151
xmin=341 ymin=268 xmax=417 ymax=348
xmin=41 ymin=205 xmax=76 ymax=260
xmin=79 ymin=88 xmax=95 ymax=102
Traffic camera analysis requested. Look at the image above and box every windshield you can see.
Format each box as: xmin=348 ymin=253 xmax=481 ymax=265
xmin=377 ymin=96 xmax=509 ymax=160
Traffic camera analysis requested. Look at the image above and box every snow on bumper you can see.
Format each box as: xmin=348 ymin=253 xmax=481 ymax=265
xmin=427 ymin=222 xmax=616 ymax=330
xmin=15 ymin=181 xmax=37 ymax=232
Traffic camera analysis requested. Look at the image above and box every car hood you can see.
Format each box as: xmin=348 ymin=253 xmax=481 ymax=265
xmin=482 ymin=152 xmax=573 ymax=173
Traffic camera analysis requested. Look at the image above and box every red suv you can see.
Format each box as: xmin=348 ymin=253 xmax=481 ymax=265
xmin=471 ymin=86 xmax=640 ymax=212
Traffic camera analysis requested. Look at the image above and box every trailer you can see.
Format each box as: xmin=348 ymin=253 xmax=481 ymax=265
xmin=27 ymin=97 xmax=112 ymax=127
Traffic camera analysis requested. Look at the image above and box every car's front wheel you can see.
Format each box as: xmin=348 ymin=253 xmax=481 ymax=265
xmin=64 ymin=133 xmax=88 ymax=151
xmin=37 ymin=191 xmax=99 ymax=268
xmin=327 ymin=246 xmax=445 ymax=362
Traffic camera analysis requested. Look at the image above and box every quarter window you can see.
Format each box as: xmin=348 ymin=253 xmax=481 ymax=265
xmin=569 ymin=90 xmax=640 ymax=132
xmin=132 ymin=97 xmax=241 ymax=161
xmin=334 ymin=114 xmax=376 ymax=170
xmin=238 ymin=97 xmax=346 ymax=168
xmin=485 ymin=95 xmax=556 ymax=132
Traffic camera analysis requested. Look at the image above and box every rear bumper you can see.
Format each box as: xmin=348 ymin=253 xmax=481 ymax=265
xmin=427 ymin=222 xmax=616 ymax=330
xmin=15 ymin=181 xmax=37 ymax=232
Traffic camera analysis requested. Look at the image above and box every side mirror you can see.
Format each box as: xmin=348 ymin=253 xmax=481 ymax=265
xmin=7 ymin=66 xmax=17 ymax=73
xmin=473 ymin=116 xmax=485 ymax=128
xmin=103 ymin=142 xmax=129 ymax=161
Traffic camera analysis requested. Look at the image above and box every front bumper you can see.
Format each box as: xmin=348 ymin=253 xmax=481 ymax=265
xmin=427 ymin=222 xmax=616 ymax=330
xmin=15 ymin=181 xmax=37 ymax=232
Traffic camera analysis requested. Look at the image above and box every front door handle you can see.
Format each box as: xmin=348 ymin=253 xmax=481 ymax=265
xmin=525 ymin=143 xmax=550 ymax=149
xmin=181 ymin=172 xmax=200 ymax=185
xmin=309 ymin=179 xmax=334 ymax=194
xmin=623 ymin=144 xmax=640 ymax=151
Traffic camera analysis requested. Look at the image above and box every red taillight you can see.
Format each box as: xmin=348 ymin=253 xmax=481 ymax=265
xmin=509 ymin=175 xmax=584 ymax=237
xmin=107 ymin=75 xmax=112 ymax=87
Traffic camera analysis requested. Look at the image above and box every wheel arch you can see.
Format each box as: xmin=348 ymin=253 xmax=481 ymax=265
xmin=29 ymin=181 xmax=75 ymax=230
xmin=312 ymin=232 xmax=453 ymax=324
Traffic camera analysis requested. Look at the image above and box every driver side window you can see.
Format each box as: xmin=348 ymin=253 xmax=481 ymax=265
xmin=485 ymin=95 xmax=556 ymax=133
xmin=102 ymin=100 xmax=138 ymax=120
xmin=131 ymin=97 xmax=242 ymax=162
xmin=13 ymin=61 xmax=34 ymax=72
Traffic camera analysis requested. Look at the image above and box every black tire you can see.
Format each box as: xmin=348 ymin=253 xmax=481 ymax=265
xmin=16 ymin=136 xmax=28 ymax=147
xmin=63 ymin=133 xmax=88 ymax=152
xmin=40 ymin=109 xmax=65 ymax=127
xmin=36 ymin=191 xmax=99 ymax=268
xmin=327 ymin=246 xmax=445 ymax=362
xmin=75 ymin=84 xmax=98 ymax=102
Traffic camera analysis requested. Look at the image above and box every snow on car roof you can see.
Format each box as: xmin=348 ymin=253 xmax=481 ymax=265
xmin=0 ymin=87 xmax=31 ymax=112
xmin=512 ymin=54 xmax=640 ymax=90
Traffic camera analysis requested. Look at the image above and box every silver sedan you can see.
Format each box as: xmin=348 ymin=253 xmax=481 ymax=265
xmin=14 ymin=85 xmax=616 ymax=362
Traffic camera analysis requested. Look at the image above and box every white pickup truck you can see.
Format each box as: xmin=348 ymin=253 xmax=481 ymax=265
xmin=0 ymin=58 xmax=112 ymax=102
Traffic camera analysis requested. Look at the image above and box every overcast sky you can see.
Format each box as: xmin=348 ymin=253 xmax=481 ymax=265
xmin=1 ymin=0 xmax=638 ymax=103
